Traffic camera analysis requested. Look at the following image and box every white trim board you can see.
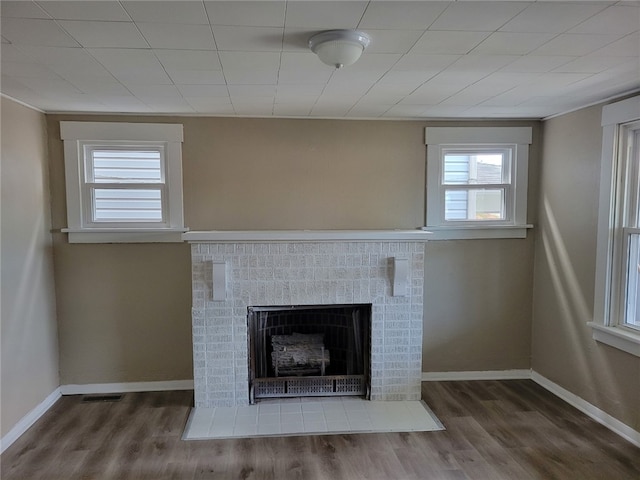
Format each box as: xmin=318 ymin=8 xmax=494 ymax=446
xmin=531 ymin=371 xmax=640 ymax=449
xmin=59 ymin=379 xmax=194 ymax=395
xmin=422 ymin=370 xmax=531 ymax=381
xmin=1 ymin=388 xmax=61 ymax=454
xmin=183 ymin=230 xmax=431 ymax=242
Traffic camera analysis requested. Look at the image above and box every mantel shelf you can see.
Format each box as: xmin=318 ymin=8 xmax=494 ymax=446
xmin=182 ymin=229 xmax=431 ymax=242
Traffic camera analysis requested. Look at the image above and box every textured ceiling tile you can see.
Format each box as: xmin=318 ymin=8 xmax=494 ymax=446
xmin=1 ymin=1 xmax=50 ymax=19
xmin=429 ymin=2 xmax=529 ymax=32
xmin=500 ymin=2 xmax=609 ymax=33
xmin=38 ymin=1 xmax=130 ymax=21
xmin=409 ymin=31 xmax=490 ymax=55
xmin=212 ymin=25 xmax=283 ymax=52
xmin=569 ymin=5 xmax=640 ymax=35
xmin=285 ymin=1 xmax=368 ymax=29
xmin=58 ymin=20 xmax=148 ymax=48
xmin=1 ymin=18 xmax=80 ymax=47
xmin=471 ymin=32 xmax=556 ymax=55
xmin=359 ymin=1 xmax=449 ymax=30
xmin=121 ymin=1 xmax=209 ymax=24
xmin=137 ymin=23 xmax=215 ymax=50
xmin=205 ymin=1 xmax=286 ymax=27
xmin=154 ymin=50 xmax=222 ymax=71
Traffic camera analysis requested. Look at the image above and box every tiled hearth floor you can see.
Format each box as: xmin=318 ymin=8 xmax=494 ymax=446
xmin=183 ymin=397 xmax=444 ymax=440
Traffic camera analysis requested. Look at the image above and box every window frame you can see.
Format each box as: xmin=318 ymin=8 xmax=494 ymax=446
xmin=591 ymin=96 xmax=640 ymax=357
xmin=425 ymin=127 xmax=533 ymax=240
xmin=60 ymin=122 xmax=186 ymax=243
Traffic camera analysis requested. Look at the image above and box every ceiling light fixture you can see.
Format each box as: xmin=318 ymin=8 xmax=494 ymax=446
xmin=308 ymin=30 xmax=371 ymax=69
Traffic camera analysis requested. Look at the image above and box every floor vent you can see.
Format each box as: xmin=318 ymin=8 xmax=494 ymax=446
xmin=81 ymin=394 xmax=123 ymax=403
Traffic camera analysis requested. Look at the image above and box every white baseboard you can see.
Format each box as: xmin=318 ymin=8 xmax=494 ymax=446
xmin=59 ymin=379 xmax=194 ymax=395
xmin=422 ymin=369 xmax=532 ymax=381
xmin=531 ymin=371 xmax=640 ymax=448
xmin=1 ymin=387 xmax=61 ymax=454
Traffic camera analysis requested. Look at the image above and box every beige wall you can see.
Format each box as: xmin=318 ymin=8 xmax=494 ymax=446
xmin=424 ymin=237 xmax=535 ymax=372
xmin=46 ymin=114 xmax=539 ymax=384
xmin=183 ymin=117 xmax=426 ymax=230
xmin=1 ymin=98 xmax=59 ymax=437
xmin=533 ymin=103 xmax=640 ymax=431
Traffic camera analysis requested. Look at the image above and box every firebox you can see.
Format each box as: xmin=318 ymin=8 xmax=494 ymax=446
xmin=248 ymin=304 xmax=371 ymax=403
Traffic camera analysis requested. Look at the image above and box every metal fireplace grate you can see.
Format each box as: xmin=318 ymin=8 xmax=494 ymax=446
xmin=253 ymin=375 xmax=366 ymax=399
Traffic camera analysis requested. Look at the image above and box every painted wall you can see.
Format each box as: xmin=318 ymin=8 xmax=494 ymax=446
xmin=45 ymin=114 xmax=538 ymax=384
xmin=1 ymin=97 xmax=59 ymax=437
xmin=533 ymin=102 xmax=640 ymax=431
xmin=424 ymin=237 xmax=535 ymax=372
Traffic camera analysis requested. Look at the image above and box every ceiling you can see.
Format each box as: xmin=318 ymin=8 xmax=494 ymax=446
xmin=1 ymin=1 xmax=638 ymax=120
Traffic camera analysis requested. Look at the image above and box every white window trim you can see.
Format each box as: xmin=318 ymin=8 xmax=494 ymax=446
xmin=425 ymin=127 xmax=533 ymax=240
xmin=590 ymin=95 xmax=640 ymax=357
xmin=60 ymin=122 xmax=187 ymax=243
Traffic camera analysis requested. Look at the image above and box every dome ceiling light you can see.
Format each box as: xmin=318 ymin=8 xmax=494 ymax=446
xmin=308 ymin=30 xmax=371 ymax=69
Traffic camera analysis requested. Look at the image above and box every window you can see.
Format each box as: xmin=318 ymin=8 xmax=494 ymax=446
xmin=591 ymin=96 xmax=640 ymax=357
xmin=425 ymin=127 xmax=532 ymax=240
xmin=85 ymin=146 xmax=165 ymax=224
xmin=618 ymin=121 xmax=640 ymax=332
xmin=442 ymin=149 xmax=511 ymax=221
xmin=61 ymin=122 xmax=185 ymax=243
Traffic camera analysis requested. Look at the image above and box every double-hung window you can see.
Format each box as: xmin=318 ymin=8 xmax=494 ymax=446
xmin=61 ymin=122 xmax=186 ymax=243
xmin=616 ymin=120 xmax=640 ymax=331
xmin=440 ymin=147 xmax=512 ymax=222
xmin=84 ymin=145 xmax=165 ymax=225
xmin=425 ymin=127 xmax=532 ymax=240
xmin=591 ymin=96 xmax=640 ymax=357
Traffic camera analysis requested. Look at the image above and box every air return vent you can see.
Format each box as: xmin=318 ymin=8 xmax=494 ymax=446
xmin=81 ymin=394 xmax=123 ymax=403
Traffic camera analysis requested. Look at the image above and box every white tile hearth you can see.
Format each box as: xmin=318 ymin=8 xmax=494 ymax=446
xmin=183 ymin=397 xmax=444 ymax=440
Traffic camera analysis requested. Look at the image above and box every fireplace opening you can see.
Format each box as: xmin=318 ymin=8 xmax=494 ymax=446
xmin=248 ymin=304 xmax=371 ymax=403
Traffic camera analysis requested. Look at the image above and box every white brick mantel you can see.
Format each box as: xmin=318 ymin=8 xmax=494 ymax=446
xmin=186 ymin=231 xmax=428 ymax=408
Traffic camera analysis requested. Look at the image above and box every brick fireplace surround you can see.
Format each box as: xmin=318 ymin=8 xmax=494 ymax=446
xmin=184 ymin=230 xmax=429 ymax=408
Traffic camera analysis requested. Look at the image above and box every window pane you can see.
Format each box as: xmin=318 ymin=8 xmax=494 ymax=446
xmin=444 ymin=190 xmax=469 ymax=220
xmin=633 ymin=130 xmax=640 ymax=228
xmin=93 ymin=188 xmax=162 ymax=221
xmin=443 ymin=155 xmax=470 ymax=184
xmin=91 ymin=149 xmax=162 ymax=183
xmin=445 ymin=188 xmax=505 ymax=221
xmin=625 ymin=233 xmax=640 ymax=329
xmin=621 ymin=129 xmax=640 ymax=330
xmin=443 ymin=153 xmax=506 ymax=185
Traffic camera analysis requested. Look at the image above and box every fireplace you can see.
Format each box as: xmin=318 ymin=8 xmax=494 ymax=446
xmin=184 ymin=230 xmax=429 ymax=408
xmin=248 ymin=303 xmax=371 ymax=403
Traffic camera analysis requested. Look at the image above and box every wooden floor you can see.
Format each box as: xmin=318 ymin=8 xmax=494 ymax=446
xmin=2 ymin=380 xmax=639 ymax=479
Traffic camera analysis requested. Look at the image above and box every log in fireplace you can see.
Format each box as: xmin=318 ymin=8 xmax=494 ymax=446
xmin=248 ymin=304 xmax=371 ymax=403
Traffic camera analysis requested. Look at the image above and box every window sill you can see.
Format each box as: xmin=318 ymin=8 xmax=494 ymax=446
xmin=588 ymin=322 xmax=640 ymax=357
xmin=62 ymin=228 xmax=188 ymax=244
xmin=422 ymin=224 xmax=533 ymax=240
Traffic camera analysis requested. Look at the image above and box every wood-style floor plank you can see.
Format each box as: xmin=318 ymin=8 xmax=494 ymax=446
xmin=2 ymin=380 xmax=639 ymax=479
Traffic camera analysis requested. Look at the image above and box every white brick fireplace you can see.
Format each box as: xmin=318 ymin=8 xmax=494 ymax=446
xmin=184 ymin=230 xmax=429 ymax=408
